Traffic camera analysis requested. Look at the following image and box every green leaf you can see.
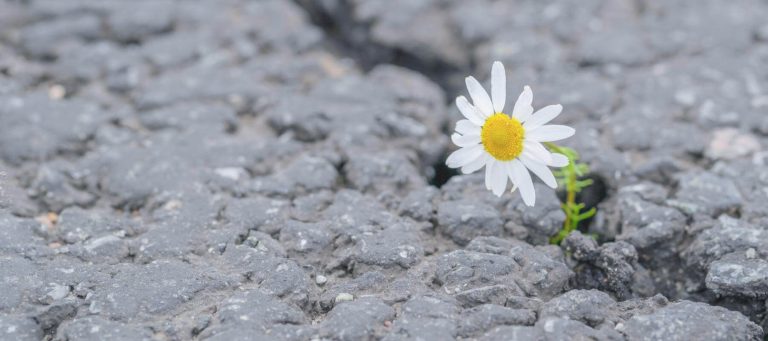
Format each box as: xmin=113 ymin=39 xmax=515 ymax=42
xmin=546 ymin=142 xmax=600 ymax=245
xmin=577 ymin=208 xmax=596 ymax=220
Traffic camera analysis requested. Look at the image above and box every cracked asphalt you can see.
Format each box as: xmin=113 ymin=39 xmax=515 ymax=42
xmin=1 ymin=0 xmax=768 ymax=340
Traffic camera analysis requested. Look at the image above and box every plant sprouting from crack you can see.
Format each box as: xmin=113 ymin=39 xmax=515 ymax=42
xmin=546 ymin=143 xmax=596 ymax=245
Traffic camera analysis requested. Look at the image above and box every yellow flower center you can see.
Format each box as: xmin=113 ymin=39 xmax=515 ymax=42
xmin=481 ymin=113 xmax=525 ymax=161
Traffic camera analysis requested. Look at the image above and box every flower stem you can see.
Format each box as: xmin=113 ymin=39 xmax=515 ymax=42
xmin=545 ymin=143 xmax=595 ymax=245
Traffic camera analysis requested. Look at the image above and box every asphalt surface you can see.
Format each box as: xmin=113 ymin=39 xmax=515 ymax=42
xmin=1 ymin=0 xmax=767 ymax=340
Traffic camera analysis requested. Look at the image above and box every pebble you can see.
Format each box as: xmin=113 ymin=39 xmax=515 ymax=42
xmin=746 ymin=248 xmax=757 ymax=259
xmin=706 ymin=128 xmax=761 ymax=160
xmin=334 ymin=293 xmax=354 ymax=303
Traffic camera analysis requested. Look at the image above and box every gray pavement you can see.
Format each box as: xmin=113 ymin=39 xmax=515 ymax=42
xmin=1 ymin=0 xmax=767 ymax=340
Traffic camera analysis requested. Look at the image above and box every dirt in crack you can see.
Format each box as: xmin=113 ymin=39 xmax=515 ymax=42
xmin=556 ymin=172 xmax=609 ymax=235
xmin=430 ymin=156 xmax=458 ymax=188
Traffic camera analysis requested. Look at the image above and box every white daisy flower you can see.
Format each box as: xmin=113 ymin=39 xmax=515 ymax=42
xmin=446 ymin=61 xmax=574 ymax=206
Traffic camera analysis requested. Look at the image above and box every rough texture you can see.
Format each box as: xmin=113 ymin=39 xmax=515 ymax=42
xmin=623 ymin=301 xmax=762 ymax=341
xmin=0 ymin=0 xmax=766 ymax=339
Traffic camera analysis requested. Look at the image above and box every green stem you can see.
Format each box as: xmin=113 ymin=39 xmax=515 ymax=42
xmin=546 ymin=143 xmax=593 ymax=245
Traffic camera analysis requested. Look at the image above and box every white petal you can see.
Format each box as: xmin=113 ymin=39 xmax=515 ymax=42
xmin=456 ymin=96 xmax=485 ymax=126
xmin=466 ymin=76 xmax=494 ymax=117
xmin=550 ymin=153 xmax=569 ymax=167
xmin=446 ymin=145 xmax=483 ymax=168
xmin=461 ymin=153 xmax=487 ymax=174
xmin=520 ymin=155 xmax=557 ymax=188
xmin=510 ymin=159 xmax=536 ymax=206
xmin=451 ymin=133 xmax=480 ymax=147
xmin=524 ymin=104 xmax=562 ymax=130
xmin=491 ymin=160 xmax=508 ymax=197
xmin=491 ymin=61 xmax=506 ymax=114
xmin=527 ymin=125 xmax=575 ymax=142
xmin=485 ymin=159 xmax=496 ymax=190
xmin=455 ymin=119 xmax=480 ymax=136
xmin=503 ymin=163 xmax=519 ymax=194
xmin=512 ymin=86 xmax=533 ymax=122
xmin=523 ymin=140 xmax=553 ymax=164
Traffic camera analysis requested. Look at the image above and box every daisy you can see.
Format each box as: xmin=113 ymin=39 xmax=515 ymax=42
xmin=446 ymin=61 xmax=574 ymax=206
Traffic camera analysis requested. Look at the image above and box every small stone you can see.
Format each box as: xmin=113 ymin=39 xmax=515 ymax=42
xmin=35 ymin=212 xmax=58 ymax=230
xmin=746 ymin=248 xmax=757 ymax=259
xmin=214 ymin=167 xmax=246 ymax=181
xmin=563 ymin=231 xmax=599 ymax=261
xmin=48 ymin=84 xmax=66 ymax=100
xmin=335 ymin=293 xmax=354 ymax=303
xmin=318 ymin=271 xmax=386 ymax=311
xmin=674 ymin=89 xmax=697 ymax=107
xmin=316 ymin=275 xmax=328 ymax=286
xmin=706 ymin=128 xmax=761 ymax=160
xmin=46 ymin=283 xmax=70 ymax=301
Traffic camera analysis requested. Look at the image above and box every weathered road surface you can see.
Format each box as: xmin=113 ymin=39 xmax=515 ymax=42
xmin=0 ymin=0 xmax=767 ymax=340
